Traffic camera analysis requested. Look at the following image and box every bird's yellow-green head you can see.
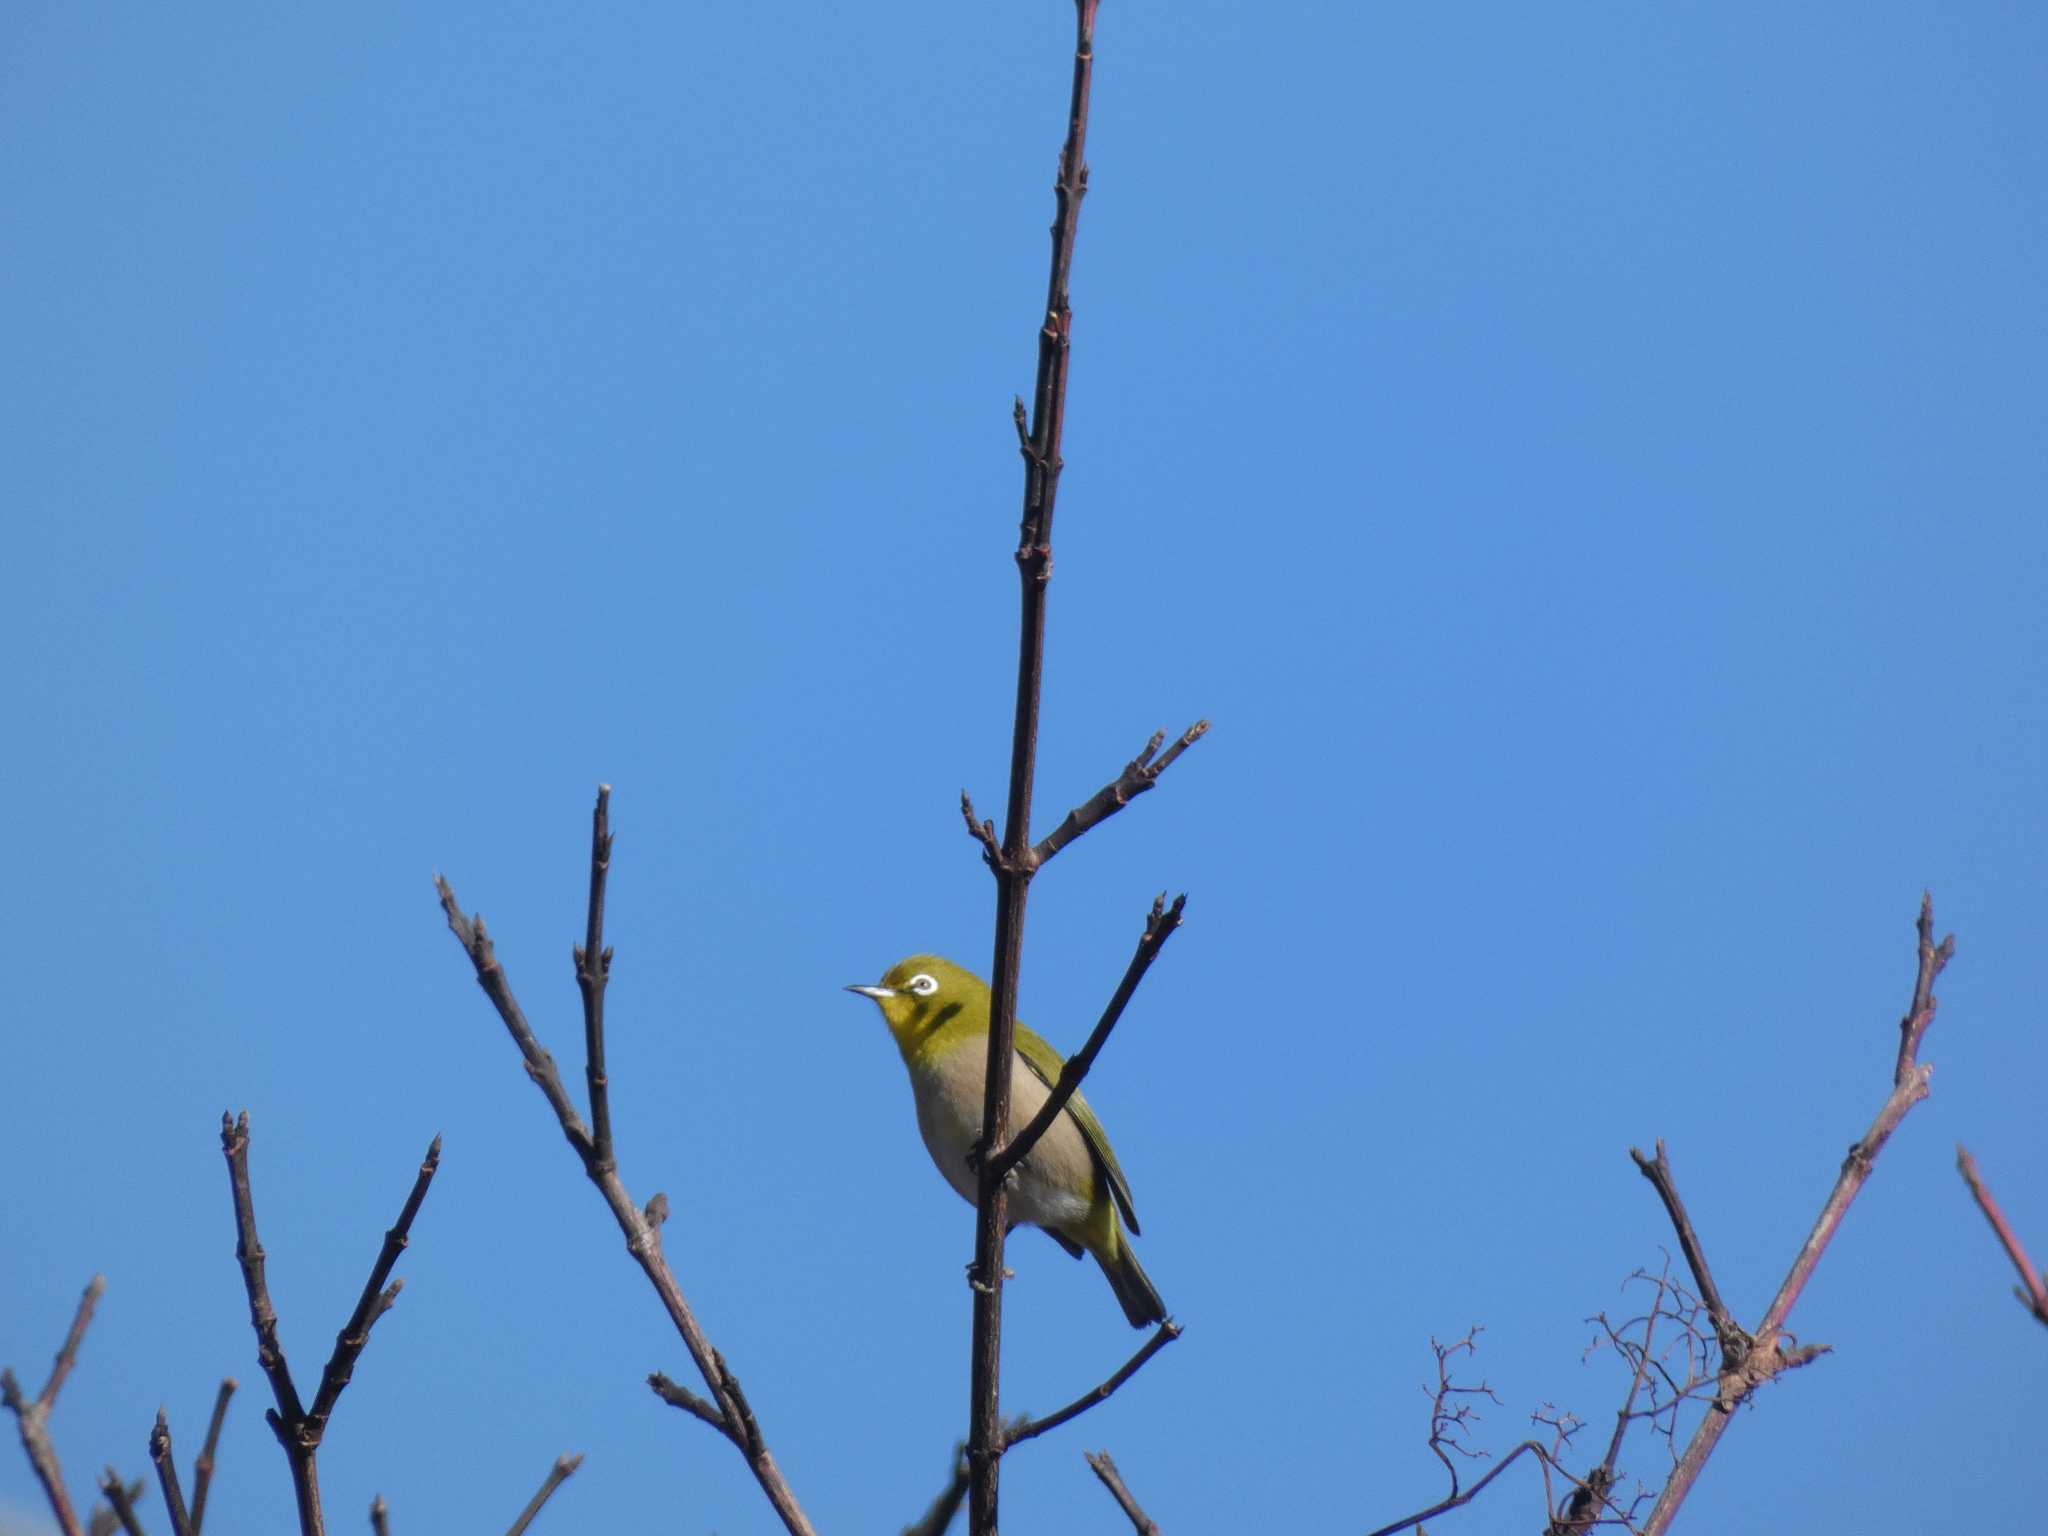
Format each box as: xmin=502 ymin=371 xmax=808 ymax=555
xmin=844 ymin=953 xmax=987 ymax=1064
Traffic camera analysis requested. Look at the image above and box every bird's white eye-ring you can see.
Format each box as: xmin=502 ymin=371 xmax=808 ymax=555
xmin=907 ymin=973 xmax=940 ymax=997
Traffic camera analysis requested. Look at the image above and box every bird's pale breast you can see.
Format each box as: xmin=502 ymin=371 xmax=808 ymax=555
xmin=908 ymin=1035 xmax=1095 ymax=1234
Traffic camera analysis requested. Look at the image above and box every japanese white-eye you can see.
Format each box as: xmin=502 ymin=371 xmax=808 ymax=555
xmin=847 ymin=954 xmax=1166 ymax=1328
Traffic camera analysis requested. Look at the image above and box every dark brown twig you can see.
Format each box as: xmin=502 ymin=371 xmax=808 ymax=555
xmin=1628 ymin=1143 xmax=1746 ymax=1362
xmin=368 ymin=1495 xmax=389 ymax=1536
xmin=1003 ymin=1321 xmax=1182 ymax=1448
xmin=901 ymin=1445 xmax=970 ymax=1536
xmin=149 ymin=1411 xmax=193 ymax=1536
xmin=1957 ymin=1145 xmax=2048 ymax=1328
xmin=221 ymin=1115 xmax=440 ymax=1536
xmin=965 ymin=11 xmax=1107 ymax=1531
xmin=647 ymin=1372 xmax=733 ymax=1442
xmin=436 ymin=789 xmax=816 ymax=1536
xmin=503 ymin=1453 xmax=582 ymax=1536
xmin=1083 ymin=1451 xmax=1162 ymax=1536
xmin=1362 ymin=1440 xmax=1562 ymax=1536
xmin=1635 ymin=895 xmax=1952 ymax=1536
xmin=308 ymin=1140 xmax=440 ymax=1435
xmin=576 ymin=787 xmax=616 ymax=1168
xmin=985 ymin=895 xmax=1184 ymax=1185
xmin=3 ymin=1274 xmax=106 ymax=1536
xmin=96 ymin=1469 xmax=146 ymax=1536
xmin=187 ymin=1378 xmax=236 ymax=1536
xmin=1032 ymin=723 xmax=1208 ymax=869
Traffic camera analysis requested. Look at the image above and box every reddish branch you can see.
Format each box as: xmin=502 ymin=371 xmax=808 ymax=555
xmin=220 ymin=1114 xmax=440 ymax=1536
xmin=2 ymin=1274 xmax=105 ymax=1536
xmin=188 ymin=1377 xmax=237 ymax=1535
xmin=1083 ymin=1451 xmax=1162 ymax=1535
xmin=1632 ymin=895 xmax=1953 ymax=1536
xmin=436 ymin=786 xmax=816 ymax=1536
xmin=504 ymin=1452 xmax=583 ymax=1536
xmin=1956 ymin=1145 xmax=2048 ymax=1328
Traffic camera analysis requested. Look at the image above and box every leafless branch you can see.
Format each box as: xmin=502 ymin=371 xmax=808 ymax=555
xmin=368 ymin=1495 xmax=389 ymax=1536
xmin=1423 ymin=1329 xmax=1500 ymax=1491
xmin=436 ymin=786 xmax=816 ymax=1536
xmin=1002 ymin=1321 xmax=1182 ymax=1448
xmin=1628 ymin=1144 xmax=1747 ymax=1363
xmin=1635 ymin=894 xmax=1953 ymax=1536
xmin=1363 ymin=1440 xmax=1563 ymax=1536
xmin=646 ymin=1372 xmax=733 ymax=1442
xmin=1083 ymin=1451 xmax=1161 ymax=1536
xmin=1032 ymin=722 xmax=1209 ymax=868
xmin=220 ymin=1115 xmax=439 ymax=1536
xmin=900 ymin=1445 xmax=969 ymax=1536
xmin=1957 ymin=1145 xmax=2048 ymax=1328
xmin=502 ymin=1453 xmax=582 ymax=1536
xmin=984 ymin=895 xmax=1184 ymax=1185
xmin=3 ymin=1273 xmax=106 ymax=1536
xmin=963 ymin=8 xmax=1108 ymax=1534
xmin=575 ymin=787 xmax=616 ymax=1168
xmin=187 ymin=1378 xmax=236 ymax=1536
xmin=149 ymin=1411 xmax=194 ymax=1536
xmin=96 ymin=1469 xmax=146 ymax=1536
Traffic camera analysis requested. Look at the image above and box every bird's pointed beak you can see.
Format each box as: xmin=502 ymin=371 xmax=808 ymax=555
xmin=845 ymin=983 xmax=896 ymax=1000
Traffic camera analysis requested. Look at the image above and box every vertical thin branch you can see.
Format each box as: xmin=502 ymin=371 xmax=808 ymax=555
xmin=503 ymin=1453 xmax=582 ymax=1536
xmin=576 ymin=786 xmax=616 ymax=1169
xmin=187 ymin=1378 xmax=236 ymax=1536
xmin=368 ymin=1495 xmax=390 ymax=1536
xmin=149 ymin=1411 xmax=194 ymax=1536
xmin=2 ymin=1274 xmax=107 ymax=1536
xmin=968 ymin=6 xmax=1102 ymax=1532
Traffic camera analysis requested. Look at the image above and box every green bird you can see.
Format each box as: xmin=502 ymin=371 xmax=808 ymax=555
xmin=847 ymin=954 xmax=1166 ymax=1328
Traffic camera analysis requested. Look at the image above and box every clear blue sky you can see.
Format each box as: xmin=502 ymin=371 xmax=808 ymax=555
xmin=4 ymin=4 xmax=2043 ymax=1533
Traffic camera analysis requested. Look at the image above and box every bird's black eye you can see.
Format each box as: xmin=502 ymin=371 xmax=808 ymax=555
xmin=907 ymin=973 xmax=939 ymax=997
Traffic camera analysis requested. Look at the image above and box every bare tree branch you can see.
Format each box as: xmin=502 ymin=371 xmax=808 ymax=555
xmin=1957 ymin=1144 xmax=2048 ymax=1328
xmin=96 ymin=1469 xmax=146 ymax=1536
xmin=901 ymin=1445 xmax=969 ymax=1536
xmin=1032 ymin=722 xmax=1208 ymax=869
xmin=984 ymin=895 xmax=1185 ymax=1185
xmin=3 ymin=1274 xmax=106 ymax=1536
xmin=963 ymin=10 xmax=1115 ymax=1532
xmin=1083 ymin=1451 xmax=1161 ymax=1536
xmin=1003 ymin=1321 xmax=1183 ymax=1448
xmin=149 ymin=1411 xmax=193 ymax=1536
xmin=646 ymin=1372 xmax=733 ymax=1443
xmin=368 ymin=1495 xmax=389 ymax=1536
xmin=1629 ymin=1143 xmax=1747 ymax=1362
xmin=502 ymin=1453 xmax=582 ymax=1536
xmin=221 ymin=1115 xmax=439 ymax=1536
xmin=1636 ymin=894 xmax=1953 ymax=1536
xmin=308 ymin=1140 xmax=440 ymax=1436
xmin=436 ymin=787 xmax=816 ymax=1536
xmin=575 ymin=787 xmax=617 ymax=1168
xmin=187 ymin=1378 xmax=236 ymax=1536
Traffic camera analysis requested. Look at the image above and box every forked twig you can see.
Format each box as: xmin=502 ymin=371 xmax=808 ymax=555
xmin=3 ymin=1274 xmax=107 ymax=1536
xmin=1084 ymin=1450 xmax=1162 ymax=1535
xmin=437 ymin=785 xmax=815 ymax=1536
